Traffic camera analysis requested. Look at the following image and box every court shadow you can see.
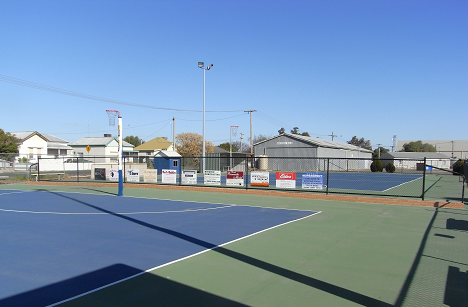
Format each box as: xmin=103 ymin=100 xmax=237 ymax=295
xmin=446 ymin=218 xmax=468 ymax=231
xmin=0 ymin=264 xmax=249 ymax=307
xmin=444 ymin=266 xmax=468 ymax=307
xmin=81 ymin=187 xmax=118 ymax=195
xmin=45 ymin=191 xmax=392 ymax=307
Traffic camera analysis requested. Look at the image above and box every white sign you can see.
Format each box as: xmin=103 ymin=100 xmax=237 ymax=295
xmin=109 ymin=169 xmax=119 ymax=181
xmin=126 ymin=169 xmax=140 ymax=182
xmin=143 ymin=169 xmax=158 ymax=183
xmin=302 ymin=173 xmax=324 ymax=189
xmin=162 ymin=169 xmax=177 ymax=184
xmin=182 ymin=170 xmax=197 ymax=185
xmin=251 ymin=171 xmax=269 ymax=187
xmin=204 ymin=170 xmax=221 ymax=185
xmin=276 ymin=172 xmax=296 ymax=189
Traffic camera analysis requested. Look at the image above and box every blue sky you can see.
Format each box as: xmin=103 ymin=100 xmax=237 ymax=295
xmin=1 ymin=0 xmax=466 ymax=150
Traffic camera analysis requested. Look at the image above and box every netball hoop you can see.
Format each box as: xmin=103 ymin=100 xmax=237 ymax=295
xmin=106 ymin=109 xmax=123 ymax=196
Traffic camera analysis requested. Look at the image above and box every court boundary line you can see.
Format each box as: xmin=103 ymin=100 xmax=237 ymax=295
xmin=382 ymin=176 xmax=423 ymax=192
xmin=0 ymin=188 xmax=316 ymax=213
xmin=46 ymin=211 xmax=320 ymax=307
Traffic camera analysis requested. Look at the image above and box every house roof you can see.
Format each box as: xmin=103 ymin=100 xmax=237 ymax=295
xmin=134 ymin=137 xmax=172 ymax=151
xmin=255 ymin=133 xmax=373 ymax=153
xmin=380 ymin=152 xmax=451 ymax=159
xmin=213 ymin=146 xmax=229 ymax=153
xmin=68 ymin=137 xmax=133 ymax=147
xmin=12 ymin=131 xmax=68 ymax=143
xmin=154 ymin=150 xmax=181 ymax=158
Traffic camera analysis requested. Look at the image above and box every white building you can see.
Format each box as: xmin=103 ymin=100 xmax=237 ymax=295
xmin=12 ymin=131 xmax=72 ymax=162
xmin=68 ymin=135 xmax=135 ymax=163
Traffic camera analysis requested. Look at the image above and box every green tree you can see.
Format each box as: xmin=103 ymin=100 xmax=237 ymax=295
xmin=278 ymin=127 xmax=285 ymax=135
xmin=0 ymin=129 xmax=20 ymax=160
xmin=218 ymin=142 xmax=238 ymax=152
xmin=370 ymin=159 xmax=384 ymax=172
xmin=401 ymin=141 xmax=436 ymax=152
xmin=290 ymin=127 xmax=310 ymax=136
xmin=373 ymin=147 xmax=389 ymax=159
xmin=347 ymin=136 xmax=372 ymax=150
xmin=123 ymin=135 xmax=145 ymax=147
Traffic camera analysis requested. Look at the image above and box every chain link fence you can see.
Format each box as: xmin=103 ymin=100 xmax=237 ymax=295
xmin=21 ymin=155 xmax=464 ymax=202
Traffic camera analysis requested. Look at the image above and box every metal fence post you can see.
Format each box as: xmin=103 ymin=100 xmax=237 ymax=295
xmin=421 ymin=157 xmax=426 ymax=201
xmin=326 ymin=158 xmax=330 ymax=195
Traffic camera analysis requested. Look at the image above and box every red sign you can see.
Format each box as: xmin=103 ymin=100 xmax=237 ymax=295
xmin=276 ymin=172 xmax=296 ymax=180
xmin=227 ymin=171 xmax=244 ymax=179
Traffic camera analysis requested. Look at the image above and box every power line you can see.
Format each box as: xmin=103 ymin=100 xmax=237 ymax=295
xmin=0 ymin=74 xmax=244 ymax=113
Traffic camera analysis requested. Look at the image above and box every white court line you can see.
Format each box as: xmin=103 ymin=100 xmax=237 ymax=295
xmin=0 ymin=204 xmax=236 ymax=215
xmin=46 ymin=210 xmax=321 ymax=307
xmin=382 ymin=176 xmax=423 ymax=192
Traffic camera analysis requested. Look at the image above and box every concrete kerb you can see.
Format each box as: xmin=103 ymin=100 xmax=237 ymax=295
xmin=25 ymin=181 xmax=465 ymax=209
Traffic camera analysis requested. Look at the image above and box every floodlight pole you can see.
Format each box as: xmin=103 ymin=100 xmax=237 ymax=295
xmin=198 ymin=62 xmax=213 ymax=173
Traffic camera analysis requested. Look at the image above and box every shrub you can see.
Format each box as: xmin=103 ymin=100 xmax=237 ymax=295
xmin=371 ymin=159 xmax=384 ymax=172
xmin=453 ymin=160 xmax=465 ymax=175
xmin=385 ymin=162 xmax=396 ymax=173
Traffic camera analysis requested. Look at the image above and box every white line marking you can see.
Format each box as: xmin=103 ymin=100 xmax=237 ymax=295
xmin=382 ymin=176 xmax=423 ymax=192
xmin=46 ymin=211 xmax=321 ymax=307
xmin=0 ymin=205 xmax=235 ymax=215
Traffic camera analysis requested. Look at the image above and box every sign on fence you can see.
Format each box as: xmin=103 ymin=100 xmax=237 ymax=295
xmin=126 ymin=169 xmax=140 ymax=182
xmin=227 ymin=171 xmax=244 ymax=186
xmin=251 ymin=171 xmax=269 ymax=187
xmin=143 ymin=169 xmax=158 ymax=183
xmin=302 ymin=173 xmax=324 ymax=189
xmin=182 ymin=170 xmax=197 ymax=185
xmin=204 ymin=170 xmax=221 ymax=185
xmin=109 ymin=169 xmax=119 ymax=181
xmin=162 ymin=169 xmax=177 ymax=184
xmin=276 ymin=172 xmax=296 ymax=189
xmin=95 ymin=168 xmax=106 ymax=180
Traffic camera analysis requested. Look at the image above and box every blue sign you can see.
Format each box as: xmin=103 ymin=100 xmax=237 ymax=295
xmin=302 ymin=173 xmax=324 ymax=189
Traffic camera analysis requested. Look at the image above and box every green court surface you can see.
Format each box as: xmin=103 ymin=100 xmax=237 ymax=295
xmin=1 ymin=182 xmax=467 ymax=307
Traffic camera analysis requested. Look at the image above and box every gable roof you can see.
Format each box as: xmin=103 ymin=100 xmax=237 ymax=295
xmin=68 ymin=137 xmax=133 ymax=147
xmin=154 ymin=150 xmax=181 ymax=158
xmin=134 ymin=137 xmax=171 ymax=151
xmin=255 ymin=133 xmax=373 ymax=153
xmin=12 ymin=131 xmax=68 ymax=143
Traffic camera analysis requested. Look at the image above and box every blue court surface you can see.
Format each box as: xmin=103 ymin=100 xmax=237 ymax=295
xmin=0 ymin=190 xmax=317 ymax=307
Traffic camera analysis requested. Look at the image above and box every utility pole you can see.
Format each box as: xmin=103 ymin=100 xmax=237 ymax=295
xmin=244 ymin=110 xmax=257 ymax=154
xmin=376 ymin=143 xmax=382 ymax=158
xmin=329 ymin=131 xmax=341 ymax=141
xmin=239 ymin=132 xmax=244 ymax=152
xmin=173 ymin=116 xmax=175 ymax=150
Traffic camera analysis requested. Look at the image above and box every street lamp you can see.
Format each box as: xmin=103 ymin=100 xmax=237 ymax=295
xmin=198 ymin=62 xmax=213 ymax=172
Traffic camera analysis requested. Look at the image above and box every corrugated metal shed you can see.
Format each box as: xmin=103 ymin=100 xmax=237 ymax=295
xmin=380 ymin=152 xmax=450 ymax=159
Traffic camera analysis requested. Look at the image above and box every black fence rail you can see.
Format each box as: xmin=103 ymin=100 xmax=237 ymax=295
xmin=30 ymin=155 xmax=468 ymax=203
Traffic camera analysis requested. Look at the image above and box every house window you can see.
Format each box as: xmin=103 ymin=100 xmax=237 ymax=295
xmin=37 ymin=148 xmax=42 ymax=158
xmin=29 ymin=148 xmax=34 ymax=159
xmin=173 ymin=160 xmax=178 ymax=167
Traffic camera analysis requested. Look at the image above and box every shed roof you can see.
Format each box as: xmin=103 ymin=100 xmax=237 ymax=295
xmin=380 ymin=152 xmax=451 ymax=159
xmin=154 ymin=150 xmax=181 ymax=158
xmin=255 ymin=133 xmax=373 ymax=153
xmin=134 ymin=137 xmax=171 ymax=151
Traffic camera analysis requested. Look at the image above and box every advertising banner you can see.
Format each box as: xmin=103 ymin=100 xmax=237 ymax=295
xmin=227 ymin=171 xmax=244 ymax=186
xmin=94 ymin=168 xmax=106 ymax=180
xmin=162 ymin=169 xmax=177 ymax=184
xmin=126 ymin=169 xmax=140 ymax=182
xmin=182 ymin=170 xmax=197 ymax=185
xmin=302 ymin=173 xmax=324 ymax=189
xmin=109 ymin=169 xmax=119 ymax=181
xmin=251 ymin=171 xmax=269 ymax=187
xmin=276 ymin=172 xmax=296 ymax=189
xmin=143 ymin=169 xmax=158 ymax=183
xmin=204 ymin=170 xmax=221 ymax=185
